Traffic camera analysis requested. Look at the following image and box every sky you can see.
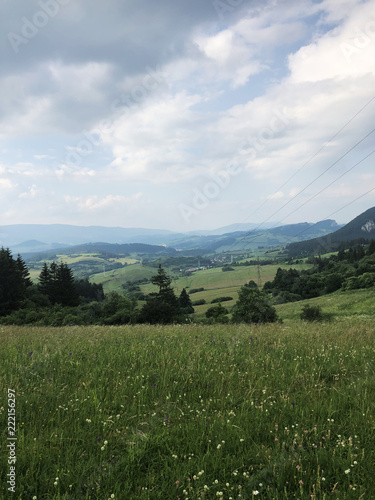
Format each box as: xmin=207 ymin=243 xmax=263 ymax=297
xmin=1 ymin=0 xmax=375 ymax=232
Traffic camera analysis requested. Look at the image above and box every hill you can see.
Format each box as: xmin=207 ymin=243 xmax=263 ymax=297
xmin=1 ymin=219 xmax=342 ymax=255
xmin=287 ymin=206 xmax=375 ymax=256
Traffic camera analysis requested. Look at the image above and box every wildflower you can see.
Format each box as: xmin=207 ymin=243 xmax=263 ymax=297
xmin=215 ymin=480 xmax=219 ymax=484
xmin=253 ymin=491 xmax=259 ymax=496
xmin=111 ymin=495 xmax=115 ymax=499
xmin=54 ymin=482 xmax=58 ymax=486
xmin=32 ymin=497 xmax=37 ymax=500
xmin=345 ymin=469 xmax=350 ymax=474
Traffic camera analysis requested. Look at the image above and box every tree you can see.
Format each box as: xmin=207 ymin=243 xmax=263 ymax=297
xmin=231 ymin=286 xmax=278 ymax=324
xmin=179 ymin=288 xmax=194 ymax=314
xmin=205 ymin=302 xmax=229 ymax=322
xmin=139 ymin=264 xmax=180 ymax=324
xmin=0 ymin=248 xmax=31 ymax=316
xmin=38 ymin=261 xmax=79 ymax=307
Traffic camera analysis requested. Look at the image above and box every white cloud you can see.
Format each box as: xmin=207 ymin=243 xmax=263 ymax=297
xmin=0 ymin=178 xmax=15 ymax=189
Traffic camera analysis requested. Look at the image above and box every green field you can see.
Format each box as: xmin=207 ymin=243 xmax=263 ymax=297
xmin=1 ymin=320 xmax=374 ymax=499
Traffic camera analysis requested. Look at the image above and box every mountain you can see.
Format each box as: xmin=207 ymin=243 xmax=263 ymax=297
xmin=287 ymin=207 xmax=375 ymax=256
xmin=10 ymin=240 xmax=71 ymax=254
xmin=166 ymin=220 xmax=342 ymax=253
xmin=1 ymin=218 xmax=343 ymax=256
xmin=0 ymin=224 xmax=178 ymax=252
xmin=185 ymin=222 xmax=280 ymax=236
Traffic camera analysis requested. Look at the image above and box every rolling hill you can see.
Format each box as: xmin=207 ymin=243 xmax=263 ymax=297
xmin=287 ymin=206 xmax=375 ymax=256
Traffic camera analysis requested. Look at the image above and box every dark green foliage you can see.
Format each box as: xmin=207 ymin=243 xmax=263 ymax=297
xmin=205 ymin=302 xmax=229 ymax=323
xmin=222 ymin=265 xmax=235 ymax=272
xmin=344 ymin=272 xmax=375 ymax=290
xmin=367 ymin=239 xmax=375 ymax=255
xmin=272 ymin=291 xmax=302 ymax=305
xmin=232 ymin=286 xmax=278 ymax=324
xmin=101 ymin=292 xmax=137 ymax=325
xmin=0 ymin=248 xmax=31 ymax=316
xmin=300 ymin=304 xmax=324 ymax=322
xmin=211 ymin=296 xmax=233 ymax=303
xmin=138 ymin=264 xmax=180 ymax=324
xmin=179 ymin=288 xmax=194 ymax=314
xmin=38 ymin=262 xmax=80 ymax=307
xmin=192 ymin=299 xmax=206 ymax=306
xmin=188 ymin=287 xmax=205 ymax=294
xmin=75 ymin=279 xmax=104 ymax=303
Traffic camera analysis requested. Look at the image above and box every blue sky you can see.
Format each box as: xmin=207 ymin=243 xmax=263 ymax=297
xmin=1 ymin=0 xmax=375 ymax=232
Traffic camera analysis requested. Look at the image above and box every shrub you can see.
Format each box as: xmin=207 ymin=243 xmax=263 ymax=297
xmin=192 ymin=299 xmax=206 ymax=306
xmin=232 ymin=287 xmax=278 ymax=324
xmin=300 ymin=304 xmax=332 ymax=322
xmin=189 ymin=288 xmax=205 ymax=294
xmin=211 ymin=296 xmax=233 ymax=303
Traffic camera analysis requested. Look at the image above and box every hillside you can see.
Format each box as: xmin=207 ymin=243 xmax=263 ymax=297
xmin=287 ymin=206 xmax=375 ymax=256
xmin=1 ymin=219 xmax=342 ymax=256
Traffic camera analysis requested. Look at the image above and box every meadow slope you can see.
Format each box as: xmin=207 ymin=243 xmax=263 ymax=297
xmin=0 ymin=320 xmax=374 ymax=499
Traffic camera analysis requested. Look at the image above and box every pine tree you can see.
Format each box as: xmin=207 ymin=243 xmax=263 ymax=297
xmin=16 ymin=254 xmax=32 ymax=288
xmin=179 ymin=288 xmax=194 ymax=314
xmin=56 ymin=262 xmax=79 ymax=307
xmin=38 ymin=261 xmax=79 ymax=306
xmin=139 ymin=264 xmax=180 ymax=324
xmin=0 ymin=247 xmax=29 ymax=316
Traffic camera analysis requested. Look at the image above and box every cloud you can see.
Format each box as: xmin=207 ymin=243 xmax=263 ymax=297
xmin=1 ymin=0 xmax=375 ymax=229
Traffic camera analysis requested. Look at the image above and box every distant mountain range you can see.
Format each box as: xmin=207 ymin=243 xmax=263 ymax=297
xmin=287 ymin=206 xmax=375 ymax=256
xmin=1 ymin=218 xmax=344 ymax=256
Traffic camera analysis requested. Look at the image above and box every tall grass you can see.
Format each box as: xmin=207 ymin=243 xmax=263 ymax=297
xmin=0 ymin=321 xmax=374 ymax=499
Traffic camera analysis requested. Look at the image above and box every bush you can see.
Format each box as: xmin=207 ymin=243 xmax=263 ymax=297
xmin=300 ymin=304 xmax=332 ymax=322
xmin=222 ymin=266 xmax=234 ymax=272
xmin=192 ymin=299 xmax=206 ymax=306
xmin=189 ymin=288 xmax=205 ymax=294
xmin=232 ymin=287 xmax=278 ymax=324
xmin=211 ymin=296 xmax=233 ymax=303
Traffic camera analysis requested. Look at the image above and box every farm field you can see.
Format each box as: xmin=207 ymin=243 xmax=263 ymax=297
xmin=89 ymin=261 xmax=312 ymax=303
xmin=0 ymin=320 xmax=374 ymax=499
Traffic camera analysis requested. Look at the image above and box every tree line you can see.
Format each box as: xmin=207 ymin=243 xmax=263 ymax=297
xmin=264 ymin=241 xmax=375 ymax=304
xmin=0 ymin=248 xmax=278 ymax=326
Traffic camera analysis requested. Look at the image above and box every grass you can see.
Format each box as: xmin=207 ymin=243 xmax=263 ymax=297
xmin=275 ymin=288 xmax=375 ymax=322
xmin=0 ymin=321 xmax=374 ymax=499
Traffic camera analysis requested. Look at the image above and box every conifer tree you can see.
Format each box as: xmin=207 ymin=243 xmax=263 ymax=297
xmin=179 ymin=288 xmax=194 ymax=314
xmin=139 ymin=264 xmax=180 ymax=324
xmin=38 ymin=261 xmax=79 ymax=306
xmin=0 ymin=247 xmax=30 ymax=316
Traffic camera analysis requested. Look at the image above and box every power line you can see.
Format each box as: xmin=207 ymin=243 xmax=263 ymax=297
xmin=243 ymin=94 xmax=375 ymax=221
xmin=229 ymin=125 xmax=375 ymax=252
xmin=283 ymin=184 xmax=375 ymax=244
xmin=266 ymin=148 xmax=375 ymax=231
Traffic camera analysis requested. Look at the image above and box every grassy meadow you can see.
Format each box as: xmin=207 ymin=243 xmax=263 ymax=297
xmin=1 ymin=319 xmax=374 ymax=499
